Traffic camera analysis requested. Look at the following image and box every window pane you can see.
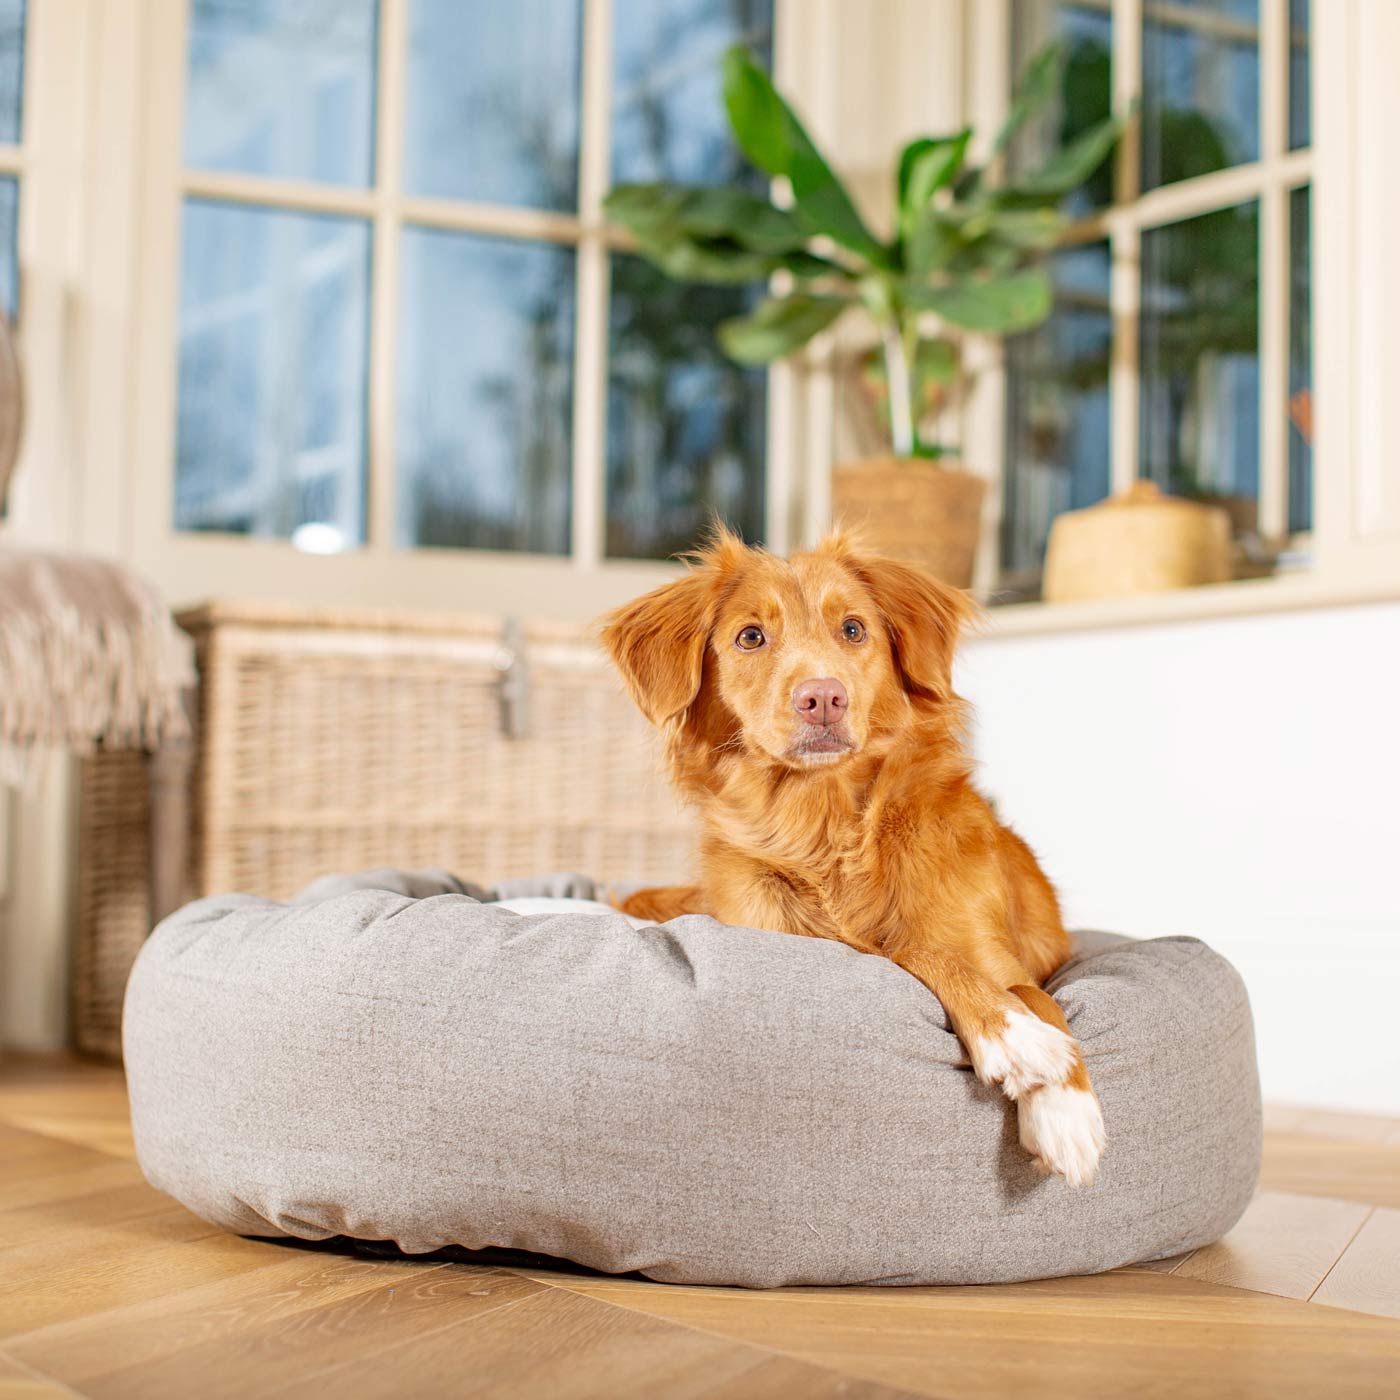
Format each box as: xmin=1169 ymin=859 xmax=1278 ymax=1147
xmin=606 ymin=255 xmax=766 ymax=561
xmin=1289 ymin=183 xmax=1311 ymax=534
xmin=1142 ymin=0 xmax=1260 ymax=192
xmin=612 ymin=0 xmax=772 ymax=189
xmin=405 ymin=0 xmax=580 ymax=211
xmin=0 ymin=0 xmax=24 ymax=145
xmin=175 ymin=200 xmax=370 ymax=545
xmin=1139 ymin=201 xmax=1260 ymax=531
xmin=1008 ymin=1 xmax=1113 ymax=214
xmin=397 ymin=229 xmax=574 ymax=555
xmin=1001 ymin=242 xmax=1112 ymax=598
xmin=0 ymin=175 xmax=17 ymax=319
xmin=184 ymin=0 xmax=377 ymax=187
xmin=1289 ymin=0 xmax=1310 ymax=149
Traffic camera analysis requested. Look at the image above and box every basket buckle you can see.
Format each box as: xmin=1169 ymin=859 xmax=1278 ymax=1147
xmin=493 ymin=618 xmax=530 ymax=740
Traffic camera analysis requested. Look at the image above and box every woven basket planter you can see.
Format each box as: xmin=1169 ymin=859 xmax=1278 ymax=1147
xmin=1043 ymin=481 xmax=1232 ymax=603
xmin=74 ymin=603 xmax=697 ymax=1059
xmin=830 ymin=457 xmax=986 ymax=588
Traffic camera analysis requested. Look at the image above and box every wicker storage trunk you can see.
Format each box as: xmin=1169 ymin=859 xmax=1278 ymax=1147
xmin=74 ymin=602 xmax=697 ymax=1058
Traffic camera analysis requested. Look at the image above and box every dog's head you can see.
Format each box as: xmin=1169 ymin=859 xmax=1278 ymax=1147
xmin=600 ymin=529 xmax=974 ymax=770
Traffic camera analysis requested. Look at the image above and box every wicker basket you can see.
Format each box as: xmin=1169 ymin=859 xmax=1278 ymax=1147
xmin=75 ymin=749 xmax=157 ymax=1058
xmin=830 ymin=456 xmax=986 ymax=587
xmin=74 ymin=602 xmax=698 ymax=1058
xmin=1043 ymin=481 xmax=1232 ymax=603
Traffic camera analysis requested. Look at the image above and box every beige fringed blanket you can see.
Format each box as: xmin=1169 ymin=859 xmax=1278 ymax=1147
xmin=0 ymin=548 xmax=194 ymax=787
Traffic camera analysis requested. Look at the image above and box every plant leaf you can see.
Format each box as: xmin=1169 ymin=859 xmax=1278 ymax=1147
xmin=722 ymin=45 xmax=888 ymax=266
xmin=992 ymin=39 xmax=1066 ymax=158
xmin=605 ymin=183 xmax=811 ymax=255
xmin=1010 ymin=113 xmax=1126 ymax=197
xmin=906 ymin=208 xmax=964 ymax=276
xmin=904 ymin=268 xmax=1052 ymax=334
xmin=632 ymin=232 xmax=840 ymax=286
xmin=717 ymin=294 xmax=849 ymax=364
xmin=898 ymin=130 xmax=974 ymax=260
xmin=982 ymin=205 xmax=1067 ymax=249
xmin=897 ymin=129 xmax=972 ymax=215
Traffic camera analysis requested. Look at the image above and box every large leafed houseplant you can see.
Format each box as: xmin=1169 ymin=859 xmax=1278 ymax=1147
xmin=605 ymin=43 xmax=1124 ymax=586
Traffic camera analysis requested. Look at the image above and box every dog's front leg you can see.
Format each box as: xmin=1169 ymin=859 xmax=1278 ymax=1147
xmin=614 ymin=885 xmax=707 ymax=922
xmin=889 ymin=944 xmax=1104 ymax=1187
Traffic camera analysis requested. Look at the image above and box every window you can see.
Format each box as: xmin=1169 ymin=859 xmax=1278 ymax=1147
xmin=998 ymin=0 xmax=1312 ymax=602
xmin=169 ymin=0 xmax=773 ymax=566
xmin=0 ymin=0 xmax=24 ymax=320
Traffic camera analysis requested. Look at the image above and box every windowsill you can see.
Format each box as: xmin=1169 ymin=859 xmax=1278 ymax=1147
xmin=977 ymin=568 xmax=1400 ymax=640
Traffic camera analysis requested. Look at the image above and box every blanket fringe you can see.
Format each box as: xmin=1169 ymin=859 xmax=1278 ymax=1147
xmin=0 ymin=602 xmax=193 ymax=789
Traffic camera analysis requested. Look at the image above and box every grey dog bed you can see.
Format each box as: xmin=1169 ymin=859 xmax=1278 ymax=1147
xmin=123 ymin=868 xmax=1261 ymax=1288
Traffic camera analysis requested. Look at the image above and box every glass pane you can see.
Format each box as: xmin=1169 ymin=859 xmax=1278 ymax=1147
xmin=1142 ymin=0 xmax=1260 ymax=192
xmin=0 ymin=0 xmax=24 ymax=145
xmin=175 ymin=200 xmax=370 ymax=545
xmin=612 ymin=0 xmax=773 ymax=190
xmin=1289 ymin=0 xmax=1310 ymax=149
xmin=0 ymin=175 xmax=17 ymax=319
xmin=1139 ymin=201 xmax=1260 ymax=531
xmin=184 ymin=0 xmax=378 ymax=187
xmin=1001 ymin=242 xmax=1112 ymax=598
xmin=397 ymin=228 xmax=574 ymax=554
xmin=1289 ymin=183 xmax=1311 ymax=534
xmin=606 ymin=254 xmax=766 ymax=561
xmin=405 ymin=0 xmax=580 ymax=210
xmin=1008 ymin=1 xmax=1114 ymax=214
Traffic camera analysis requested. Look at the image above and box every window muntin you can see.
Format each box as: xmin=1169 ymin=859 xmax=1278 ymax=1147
xmin=0 ymin=0 xmax=24 ymax=321
xmin=1001 ymin=241 xmax=1112 ymax=597
xmin=1000 ymin=0 xmax=1312 ymax=601
xmin=404 ymin=0 xmax=582 ymax=211
xmin=396 ymin=228 xmax=575 ymax=554
xmin=184 ymin=0 xmax=378 ymax=188
xmin=171 ymin=0 xmax=773 ymax=563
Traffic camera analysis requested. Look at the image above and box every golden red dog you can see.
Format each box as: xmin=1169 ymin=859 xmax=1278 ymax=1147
xmin=600 ymin=529 xmax=1104 ymax=1185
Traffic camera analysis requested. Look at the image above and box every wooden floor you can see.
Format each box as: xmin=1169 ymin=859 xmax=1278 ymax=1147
xmin=2 ymin=1059 xmax=1399 ymax=1400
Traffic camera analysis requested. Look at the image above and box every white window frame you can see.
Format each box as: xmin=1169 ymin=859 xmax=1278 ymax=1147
xmin=963 ymin=0 xmax=1313 ymax=601
xmin=117 ymin=0 xmax=799 ymax=617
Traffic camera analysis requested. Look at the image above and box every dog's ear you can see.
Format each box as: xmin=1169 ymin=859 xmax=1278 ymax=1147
xmin=844 ymin=551 xmax=976 ymax=705
xmin=599 ymin=531 xmax=745 ymax=727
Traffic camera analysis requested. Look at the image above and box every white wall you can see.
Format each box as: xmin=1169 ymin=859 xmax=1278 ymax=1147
xmin=960 ymin=601 xmax=1400 ymax=1115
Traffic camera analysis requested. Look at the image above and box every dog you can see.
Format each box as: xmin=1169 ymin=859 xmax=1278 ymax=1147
xmin=599 ymin=529 xmax=1104 ymax=1185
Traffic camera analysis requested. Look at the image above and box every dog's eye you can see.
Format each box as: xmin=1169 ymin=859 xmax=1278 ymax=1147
xmin=841 ymin=618 xmax=867 ymax=644
xmin=735 ymin=626 xmax=766 ymax=651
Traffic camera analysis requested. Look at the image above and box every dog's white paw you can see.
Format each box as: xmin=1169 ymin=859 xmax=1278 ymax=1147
xmin=969 ymin=1007 xmax=1077 ymax=1100
xmin=1018 ymin=1084 xmax=1105 ymax=1187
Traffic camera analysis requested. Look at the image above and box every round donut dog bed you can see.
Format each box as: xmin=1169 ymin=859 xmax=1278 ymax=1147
xmin=123 ymin=869 xmax=1261 ymax=1288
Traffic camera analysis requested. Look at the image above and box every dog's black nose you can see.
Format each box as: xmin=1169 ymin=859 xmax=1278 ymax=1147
xmin=793 ymin=678 xmax=848 ymax=726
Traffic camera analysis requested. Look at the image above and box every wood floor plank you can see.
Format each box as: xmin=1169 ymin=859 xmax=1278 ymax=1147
xmin=1172 ymin=1191 xmax=1373 ymax=1299
xmin=1312 ymin=1208 xmax=1400 ymax=1319
xmin=1262 ymin=1105 xmax=1307 ymax=1134
xmin=0 ymin=1151 xmax=145 ymax=1218
xmin=1261 ymin=1133 xmax=1400 ymax=1209
xmin=1294 ymin=1110 xmax=1400 ymax=1145
xmin=0 ymin=1057 xmax=134 ymax=1160
xmin=545 ymin=1268 xmax=1400 ymax=1400
xmin=294 ymin=1273 xmax=923 ymax=1400
xmin=10 ymin=1258 xmax=540 ymax=1400
xmin=0 ymin=1222 xmax=273 ymax=1341
xmin=0 ymin=1353 xmax=79 ymax=1400
xmin=1122 ymin=1251 xmax=1195 ymax=1274
xmin=0 ymin=1179 xmax=200 ymax=1254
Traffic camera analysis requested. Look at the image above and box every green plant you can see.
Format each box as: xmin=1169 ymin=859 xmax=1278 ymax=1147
xmin=604 ymin=43 xmax=1125 ymax=460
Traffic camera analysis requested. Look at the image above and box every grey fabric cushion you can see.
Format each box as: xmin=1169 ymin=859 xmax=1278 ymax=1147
xmin=123 ymin=869 xmax=1261 ymax=1288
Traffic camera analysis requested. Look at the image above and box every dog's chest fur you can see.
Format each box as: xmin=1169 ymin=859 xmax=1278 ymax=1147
xmin=698 ymin=741 xmax=958 ymax=944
